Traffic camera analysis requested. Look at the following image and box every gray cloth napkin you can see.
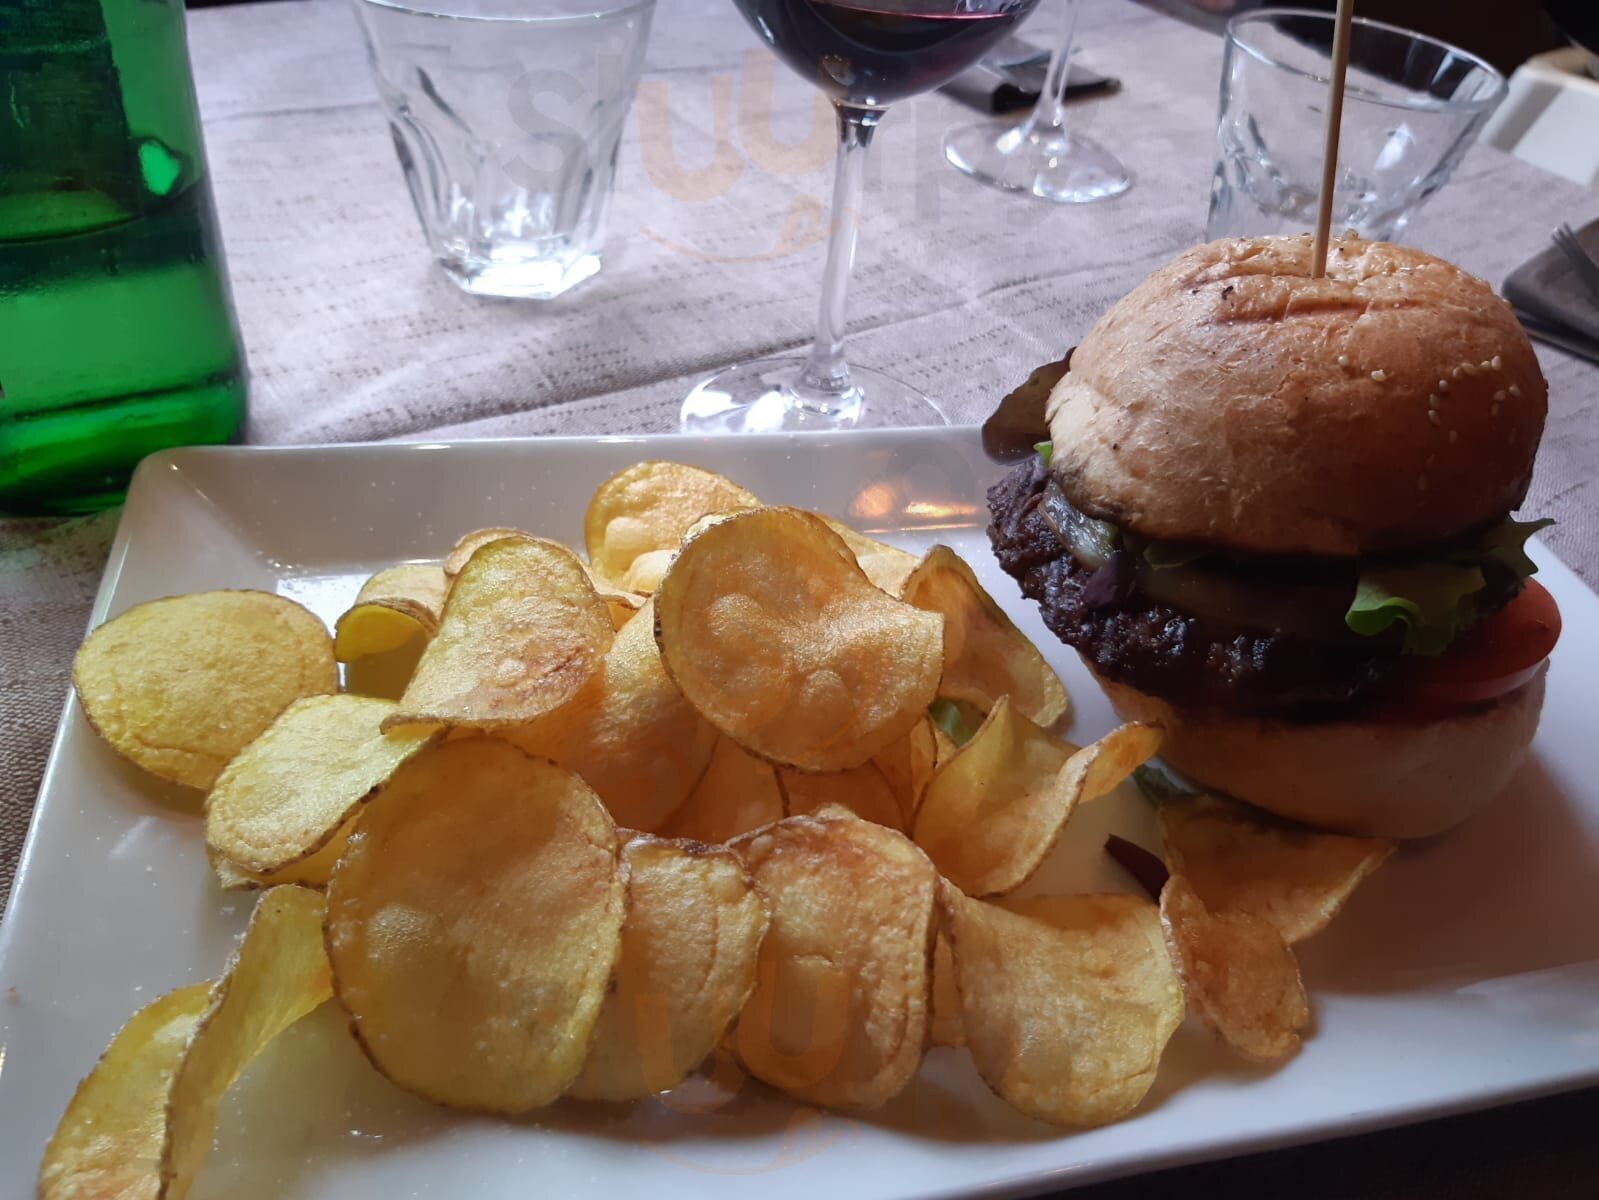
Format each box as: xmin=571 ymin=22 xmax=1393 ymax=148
xmin=942 ymin=55 xmax=1118 ymax=113
xmin=1502 ymin=217 xmax=1599 ymax=361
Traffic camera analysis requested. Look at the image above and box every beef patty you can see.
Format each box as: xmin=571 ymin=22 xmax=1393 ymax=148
xmin=987 ymin=459 xmax=1496 ymax=721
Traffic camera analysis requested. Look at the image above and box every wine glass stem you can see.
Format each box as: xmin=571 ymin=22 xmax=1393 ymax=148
xmin=1021 ymin=0 xmax=1079 ymax=139
xmin=794 ymin=104 xmax=881 ymax=415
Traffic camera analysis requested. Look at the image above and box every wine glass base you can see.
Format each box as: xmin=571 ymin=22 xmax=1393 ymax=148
xmin=679 ymin=356 xmax=949 ymax=434
xmin=944 ymin=121 xmax=1132 ymax=204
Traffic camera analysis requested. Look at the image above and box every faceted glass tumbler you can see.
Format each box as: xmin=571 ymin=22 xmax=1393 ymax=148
xmin=352 ymin=0 xmax=654 ymax=299
xmin=1207 ymin=9 xmax=1506 ymax=244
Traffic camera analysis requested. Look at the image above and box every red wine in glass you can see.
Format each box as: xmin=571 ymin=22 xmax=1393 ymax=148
xmin=734 ymin=0 xmax=1032 ymax=108
xmin=683 ymin=0 xmax=1040 ymax=433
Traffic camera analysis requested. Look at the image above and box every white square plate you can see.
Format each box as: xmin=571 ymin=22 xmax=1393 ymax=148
xmin=4 ymin=429 xmax=1599 ymax=1199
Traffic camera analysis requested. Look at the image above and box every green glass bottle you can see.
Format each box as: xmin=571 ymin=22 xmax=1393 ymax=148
xmin=0 ymin=0 xmax=247 ymax=515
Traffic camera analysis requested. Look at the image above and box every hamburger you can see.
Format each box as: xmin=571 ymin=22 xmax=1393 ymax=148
xmin=988 ymin=234 xmax=1561 ymax=839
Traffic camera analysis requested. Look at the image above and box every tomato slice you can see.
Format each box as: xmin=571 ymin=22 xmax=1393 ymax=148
xmin=1400 ymin=580 xmax=1562 ymax=707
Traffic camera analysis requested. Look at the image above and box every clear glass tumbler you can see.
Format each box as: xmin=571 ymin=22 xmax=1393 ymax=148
xmin=352 ymin=0 xmax=655 ymax=299
xmin=1207 ymin=9 xmax=1505 ymax=244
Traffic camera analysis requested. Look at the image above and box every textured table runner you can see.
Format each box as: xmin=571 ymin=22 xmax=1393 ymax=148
xmin=2 ymin=2 xmax=1598 ymax=1189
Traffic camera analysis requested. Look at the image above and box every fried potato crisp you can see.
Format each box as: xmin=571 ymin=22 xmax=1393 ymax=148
xmin=730 ymin=808 xmax=936 ymax=1110
xmin=73 ymin=590 xmax=336 ymax=790
xmin=569 ymin=837 xmax=767 ymax=1101
xmin=872 ymin=716 xmax=938 ymax=829
xmin=588 ymin=573 xmax=647 ymax=630
xmin=389 ymin=536 xmax=613 ymax=731
xmin=335 ymin=566 xmax=450 ymax=700
xmin=585 ymin=461 xmax=759 ymax=589
xmin=818 ymin=517 xmax=919 ymax=596
xmin=163 ymin=886 xmax=333 ymax=1195
xmin=206 ymin=694 xmax=437 ymax=879
xmin=1159 ymin=799 xmax=1394 ymax=944
xmin=901 ymin=545 xmax=1068 ymax=726
xmin=780 ymin=762 xmax=904 ymax=831
xmin=914 ymin=701 xmax=1160 ymax=896
xmin=444 ymin=527 xmax=526 ymax=579
xmin=40 ymin=886 xmax=332 ymax=1200
xmin=940 ymin=884 xmax=1183 ymax=1127
xmin=619 ymin=548 xmax=676 ymax=595
xmin=929 ymin=932 xmax=964 ymax=1049
xmin=325 ymin=738 xmax=624 ymax=1112
xmin=38 ymin=983 xmax=210 ymax=1200
xmin=210 ymin=830 xmax=351 ymax=891
xmin=497 ymin=600 xmax=717 ymax=832
xmin=334 ymin=564 xmax=448 ymax=658
xmin=659 ymin=735 xmax=784 ymax=844
xmin=656 ymin=507 xmax=944 ymax=772
xmin=1160 ymin=875 xmax=1308 ymax=1064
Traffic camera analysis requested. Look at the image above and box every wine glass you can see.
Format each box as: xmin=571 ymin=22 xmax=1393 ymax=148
xmin=943 ymin=0 xmax=1131 ymax=203
xmin=680 ymin=0 xmax=1042 ymax=435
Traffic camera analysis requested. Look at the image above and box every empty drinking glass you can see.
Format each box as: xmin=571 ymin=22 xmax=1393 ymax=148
xmin=353 ymin=0 xmax=655 ymax=298
xmin=1207 ymin=9 xmax=1505 ymax=244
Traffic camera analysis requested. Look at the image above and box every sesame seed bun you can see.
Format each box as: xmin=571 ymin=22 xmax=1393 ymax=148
xmin=1094 ymin=666 xmax=1547 ymax=840
xmin=1047 ymin=235 xmax=1548 ymax=557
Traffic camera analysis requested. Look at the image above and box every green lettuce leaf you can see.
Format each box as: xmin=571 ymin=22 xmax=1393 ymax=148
xmin=928 ymin=698 xmax=982 ymax=748
xmin=1343 ymin=516 xmax=1553 ymax=655
xmin=1473 ymin=517 xmax=1553 ymax=578
xmin=1346 ymin=564 xmax=1486 ymax=656
xmin=1132 ymin=764 xmax=1199 ymax=805
xmin=1142 ymin=541 xmax=1211 ymax=570
xmin=1034 ymin=440 xmax=1052 ymax=469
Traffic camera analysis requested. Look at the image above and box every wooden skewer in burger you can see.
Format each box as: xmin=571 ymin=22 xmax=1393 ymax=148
xmin=988 ymin=1 xmax=1560 ymax=838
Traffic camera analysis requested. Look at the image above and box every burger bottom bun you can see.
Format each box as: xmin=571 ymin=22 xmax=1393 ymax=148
xmin=1091 ymin=666 xmax=1548 ymax=840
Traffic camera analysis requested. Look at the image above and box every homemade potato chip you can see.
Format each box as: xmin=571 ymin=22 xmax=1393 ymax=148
xmin=334 ymin=564 xmax=448 ymax=656
xmin=162 ymin=886 xmax=333 ymax=1196
xmin=780 ymin=762 xmax=904 ymax=831
xmin=585 ymin=461 xmax=759 ymax=588
xmin=73 ymin=590 xmax=336 ymax=790
xmin=206 ymin=694 xmax=437 ymax=878
xmin=929 ymin=932 xmax=964 ymax=1049
xmin=940 ymin=884 xmax=1183 ymax=1127
xmin=38 ymin=983 xmax=211 ymax=1200
xmin=40 ymin=886 xmax=331 ymax=1200
xmin=448 ymin=528 xmax=644 ymax=628
xmin=1159 ymin=799 xmax=1394 ymax=944
xmin=1160 ymin=875 xmax=1308 ymax=1064
xmin=325 ymin=738 xmax=625 ymax=1112
xmin=656 ymin=507 xmax=944 ymax=772
xmin=818 ymin=517 xmax=919 ymax=595
xmin=333 ymin=565 xmax=450 ymax=700
xmin=209 ymin=828 xmax=352 ymax=891
xmin=730 ymin=809 xmax=936 ymax=1110
xmin=659 ymin=735 xmax=784 ymax=844
xmin=589 ymin=574 xmax=648 ymax=629
xmin=871 ymin=716 xmax=938 ymax=829
xmin=569 ymin=837 xmax=768 ymax=1101
xmin=901 ymin=545 xmax=1068 ymax=726
xmin=497 ymin=600 xmax=717 ymax=831
xmin=389 ymin=536 xmax=613 ymax=731
xmin=914 ymin=701 xmax=1160 ymax=896
xmin=616 ymin=548 xmax=673 ymax=594
xmin=444 ymin=527 xmax=526 ymax=579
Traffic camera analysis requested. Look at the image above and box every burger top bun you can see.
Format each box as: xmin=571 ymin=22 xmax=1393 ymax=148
xmin=1047 ymin=235 xmax=1548 ymax=557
